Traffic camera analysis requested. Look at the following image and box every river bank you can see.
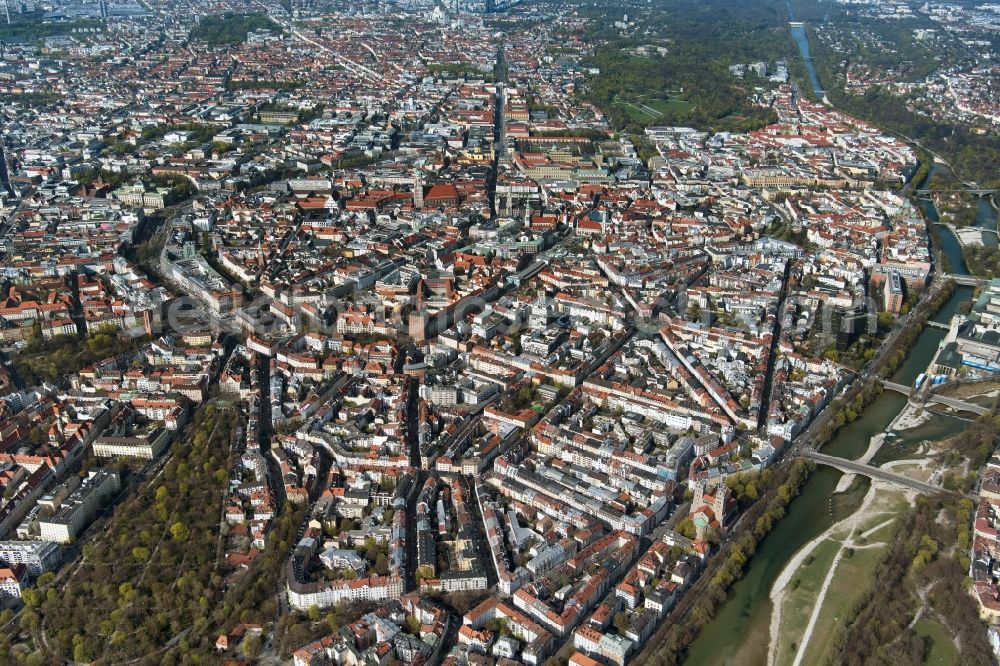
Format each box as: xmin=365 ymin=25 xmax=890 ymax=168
xmin=684 ymin=390 xmax=968 ymax=665
xmin=766 ymin=480 xmax=909 ymax=666
xmin=663 ymin=23 xmax=982 ymax=663
xmin=682 ymin=196 xmax=974 ymax=665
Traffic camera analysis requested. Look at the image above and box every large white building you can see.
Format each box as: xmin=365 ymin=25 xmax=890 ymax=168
xmin=93 ymin=427 xmax=171 ymax=460
xmin=38 ymin=470 xmax=121 ymax=544
xmin=286 ymin=575 xmax=403 ymax=610
xmin=0 ymin=540 xmax=61 ymax=577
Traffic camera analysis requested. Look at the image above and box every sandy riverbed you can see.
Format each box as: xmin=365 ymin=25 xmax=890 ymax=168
xmin=832 ymin=403 xmax=933 ymax=492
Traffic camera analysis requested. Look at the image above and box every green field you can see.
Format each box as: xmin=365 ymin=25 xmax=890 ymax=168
xmin=914 ymin=618 xmax=960 ymax=666
xmin=776 ymin=538 xmax=890 ymax=664
xmin=774 ymin=537 xmax=842 ymax=664
xmin=644 ymin=95 xmax=693 ymax=114
xmin=859 ymin=519 xmax=897 ymax=544
xmin=610 ymin=92 xmax=693 ymax=125
xmin=799 ymin=544 xmax=887 ymax=664
xmin=774 ymin=487 xmax=909 ymax=665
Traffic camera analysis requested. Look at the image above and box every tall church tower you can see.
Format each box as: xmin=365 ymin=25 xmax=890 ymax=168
xmin=413 ymin=168 xmax=424 ymax=209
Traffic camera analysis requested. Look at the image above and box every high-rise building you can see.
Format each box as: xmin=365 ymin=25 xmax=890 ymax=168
xmin=409 ymin=309 xmax=429 ymax=342
xmin=883 ymin=270 xmax=905 ymax=315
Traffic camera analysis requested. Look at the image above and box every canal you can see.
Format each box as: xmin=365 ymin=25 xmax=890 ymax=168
xmin=786 ymin=0 xmax=824 ymax=98
xmin=684 ymin=182 xmax=974 ymax=664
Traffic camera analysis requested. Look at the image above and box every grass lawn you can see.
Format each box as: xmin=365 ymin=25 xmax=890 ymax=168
xmin=775 ymin=537 xmax=842 ymax=663
xmin=611 ymin=93 xmax=693 ymax=125
xmin=777 ymin=486 xmax=902 ymax=666
xmin=852 ymin=489 xmax=908 ymax=540
xmin=644 ymin=96 xmax=693 ymax=114
xmin=776 ymin=483 xmax=924 ymax=663
xmin=859 ymin=519 xmax=898 ymax=545
xmin=798 ymin=543 xmax=887 ymax=665
xmin=612 ymin=100 xmax=659 ymax=124
xmin=891 ymin=462 xmax=934 ymax=483
xmin=914 ymin=617 xmax=960 ymax=666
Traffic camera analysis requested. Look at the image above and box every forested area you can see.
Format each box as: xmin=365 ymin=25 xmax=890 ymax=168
xmin=935 ymin=193 xmax=981 ymax=228
xmin=581 ymin=49 xmax=778 ymax=133
xmin=575 ymin=0 xmax=794 ymax=133
xmin=189 ymin=13 xmax=280 ymax=46
xmin=937 ymin=416 xmax=1000 ymax=495
xmin=964 ymin=245 xmax=1000 ymax=279
xmin=828 ymin=495 xmax=994 ymax=666
xmin=217 ymin=502 xmax=305 ymax=644
xmin=14 ymin=329 xmax=148 ymax=387
xmin=11 ymin=402 xmax=240 ymax=664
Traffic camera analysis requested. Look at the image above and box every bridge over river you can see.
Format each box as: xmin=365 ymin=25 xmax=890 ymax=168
xmin=882 ymin=380 xmax=991 ymax=416
xmin=799 ymin=451 xmax=967 ymax=497
xmin=917 ymin=188 xmax=996 ymax=196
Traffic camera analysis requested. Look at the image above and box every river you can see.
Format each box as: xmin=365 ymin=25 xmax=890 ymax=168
xmin=684 ymin=175 xmax=974 ymax=664
xmin=976 ymin=195 xmax=998 ymax=248
xmin=925 ymin=197 xmax=969 ymax=275
xmin=919 ymin=161 xmax=998 ymax=252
